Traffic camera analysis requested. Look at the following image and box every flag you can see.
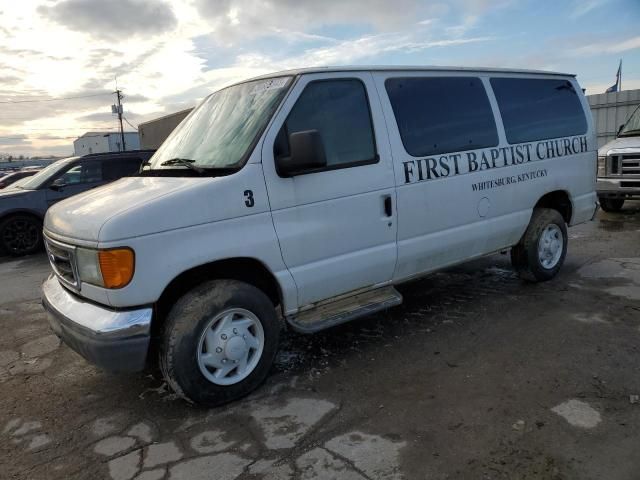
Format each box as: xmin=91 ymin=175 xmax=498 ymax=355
xmin=605 ymin=60 xmax=622 ymax=93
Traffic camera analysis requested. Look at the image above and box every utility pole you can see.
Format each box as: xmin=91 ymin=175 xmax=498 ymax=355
xmin=115 ymin=89 xmax=126 ymax=151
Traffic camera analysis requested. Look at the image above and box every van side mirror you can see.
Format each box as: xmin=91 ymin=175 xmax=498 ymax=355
xmin=617 ymin=124 xmax=625 ymax=136
xmin=276 ymin=130 xmax=327 ymax=177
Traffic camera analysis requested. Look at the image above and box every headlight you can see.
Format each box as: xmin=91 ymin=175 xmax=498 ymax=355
xmin=597 ymin=156 xmax=606 ymax=177
xmin=76 ymin=247 xmax=135 ymax=289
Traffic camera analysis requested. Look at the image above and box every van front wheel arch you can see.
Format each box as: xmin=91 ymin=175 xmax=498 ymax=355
xmin=159 ymin=279 xmax=280 ymax=406
xmin=511 ymin=208 xmax=567 ymax=282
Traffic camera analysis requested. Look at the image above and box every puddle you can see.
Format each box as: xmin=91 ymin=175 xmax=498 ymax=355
xmin=551 ymin=399 xmax=601 ymax=429
xmin=598 ymin=219 xmax=625 ymax=232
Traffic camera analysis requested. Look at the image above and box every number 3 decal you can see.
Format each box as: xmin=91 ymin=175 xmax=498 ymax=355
xmin=244 ymin=190 xmax=255 ymax=207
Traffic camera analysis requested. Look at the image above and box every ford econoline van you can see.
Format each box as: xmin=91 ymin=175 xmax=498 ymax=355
xmin=42 ymin=67 xmax=597 ymax=406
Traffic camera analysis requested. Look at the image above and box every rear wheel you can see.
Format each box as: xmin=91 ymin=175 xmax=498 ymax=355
xmin=511 ymin=208 xmax=567 ymax=282
xmin=0 ymin=214 xmax=43 ymax=256
xmin=159 ymin=279 xmax=280 ymax=406
xmin=599 ymin=197 xmax=624 ymax=212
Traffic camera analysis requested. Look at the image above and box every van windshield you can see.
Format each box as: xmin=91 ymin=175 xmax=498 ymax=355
xmin=148 ymin=76 xmax=293 ymax=171
xmin=619 ymin=105 xmax=640 ymax=137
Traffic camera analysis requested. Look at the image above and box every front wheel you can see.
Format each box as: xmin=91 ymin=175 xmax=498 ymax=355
xmin=0 ymin=214 xmax=43 ymax=256
xmin=599 ymin=197 xmax=624 ymax=212
xmin=511 ymin=208 xmax=567 ymax=282
xmin=159 ymin=279 xmax=280 ymax=406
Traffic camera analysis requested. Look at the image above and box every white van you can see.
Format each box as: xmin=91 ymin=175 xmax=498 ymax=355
xmin=42 ymin=67 xmax=597 ymax=405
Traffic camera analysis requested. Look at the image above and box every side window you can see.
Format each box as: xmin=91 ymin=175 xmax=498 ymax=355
xmin=276 ymin=79 xmax=377 ymax=170
xmin=58 ymin=162 xmax=103 ymax=185
xmin=491 ymin=78 xmax=587 ymax=144
xmin=385 ymin=77 xmax=499 ymax=157
xmin=103 ymin=158 xmax=142 ymax=181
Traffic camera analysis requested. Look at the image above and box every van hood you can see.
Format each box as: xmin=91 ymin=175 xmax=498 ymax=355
xmin=45 ymin=176 xmax=203 ymax=242
xmin=598 ymin=136 xmax=640 ymax=156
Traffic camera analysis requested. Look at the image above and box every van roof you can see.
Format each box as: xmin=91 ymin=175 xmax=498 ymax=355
xmin=248 ymin=65 xmax=575 ymax=82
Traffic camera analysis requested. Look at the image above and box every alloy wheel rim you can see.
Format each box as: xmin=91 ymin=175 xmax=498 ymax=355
xmin=537 ymin=224 xmax=563 ymax=269
xmin=196 ymin=308 xmax=265 ymax=386
xmin=2 ymin=219 xmax=39 ymax=253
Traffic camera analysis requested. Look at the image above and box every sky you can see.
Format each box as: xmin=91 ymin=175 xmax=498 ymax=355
xmin=0 ymin=0 xmax=639 ymax=157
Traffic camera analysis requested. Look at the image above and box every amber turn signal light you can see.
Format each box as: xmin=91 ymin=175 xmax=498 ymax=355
xmin=98 ymin=248 xmax=135 ymax=289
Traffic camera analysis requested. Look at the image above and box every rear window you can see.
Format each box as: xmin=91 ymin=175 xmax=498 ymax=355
xmin=385 ymin=77 xmax=499 ymax=157
xmin=491 ymin=78 xmax=587 ymax=144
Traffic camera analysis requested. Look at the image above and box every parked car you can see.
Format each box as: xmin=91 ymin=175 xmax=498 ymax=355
xmin=596 ymin=104 xmax=640 ymax=211
xmin=0 ymin=150 xmax=155 ymax=255
xmin=0 ymin=169 xmax=40 ymax=189
xmin=42 ymin=67 xmax=597 ymax=406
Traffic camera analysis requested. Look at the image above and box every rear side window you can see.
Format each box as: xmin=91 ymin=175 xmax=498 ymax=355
xmin=276 ymin=79 xmax=377 ymax=169
xmin=385 ymin=77 xmax=499 ymax=157
xmin=491 ymin=78 xmax=587 ymax=144
xmin=103 ymin=158 xmax=143 ymax=181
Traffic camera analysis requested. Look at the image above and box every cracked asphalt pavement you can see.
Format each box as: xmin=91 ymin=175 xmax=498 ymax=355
xmin=1 ymin=202 xmax=640 ymax=480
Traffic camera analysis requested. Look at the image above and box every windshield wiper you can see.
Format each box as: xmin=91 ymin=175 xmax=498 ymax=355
xmin=619 ymin=128 xmax=640 ymax=136
xmin=159 ymin=158 xmax=206 ymax=174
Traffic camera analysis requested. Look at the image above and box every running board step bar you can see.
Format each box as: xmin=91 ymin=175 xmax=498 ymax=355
xmin=286 ymin=286 xmax=403 ymax=334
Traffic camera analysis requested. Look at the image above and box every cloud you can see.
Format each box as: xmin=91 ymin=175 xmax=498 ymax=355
xmin=573 ymin=35 xmax=640 ymax=56
xmin=195 ymin=0 xmax=428 ymax=39
xmin=38 ymin=0 xmax=177 ymax=39
xmin=0 ymin=134 xmax=29 ymax=146
xmin=571 ymin=0 xmax=609 ymax=18
xmin=261 ymin=32 xmax=495 ymax=68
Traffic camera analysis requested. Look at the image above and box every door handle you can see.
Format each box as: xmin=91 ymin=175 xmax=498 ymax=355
xmin=384 ymin=195 xmax=393 ymax=217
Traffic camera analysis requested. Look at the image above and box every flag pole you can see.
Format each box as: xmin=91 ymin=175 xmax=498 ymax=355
xmin=619 ymin=59 xmax=622 ymax=91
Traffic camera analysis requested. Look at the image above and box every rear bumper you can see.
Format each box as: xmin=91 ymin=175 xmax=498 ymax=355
xmin=42 ymin=275 xmax=152 ymax=373
xmin=596 ymin=178 xmax=640 ymax=198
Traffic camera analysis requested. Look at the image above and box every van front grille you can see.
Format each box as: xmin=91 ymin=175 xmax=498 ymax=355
xmin=621 ymin=155 xmax=640 ymax=176
xmin=44 ymin=236 xmax=79 ymax=289
xmin=609 ymin=154 xmax=640 ymax=177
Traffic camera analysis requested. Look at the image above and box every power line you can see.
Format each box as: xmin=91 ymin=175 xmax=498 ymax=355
xmin=0 ymin=92 xmax=113 ymax=105
xmin=123 ymin=116 xmax=137 ymax=130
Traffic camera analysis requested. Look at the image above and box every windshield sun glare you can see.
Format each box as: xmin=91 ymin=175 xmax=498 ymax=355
xmin=149 ymin=76 xmax=293 ymax=170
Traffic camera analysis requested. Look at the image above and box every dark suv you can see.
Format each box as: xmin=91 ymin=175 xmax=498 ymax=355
xmin=0 ymin=150 xmax=155 ymax=256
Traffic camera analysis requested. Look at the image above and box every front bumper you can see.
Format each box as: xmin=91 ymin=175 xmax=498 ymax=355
xmin=42 ymin=275 xmax=152 ymax=372
xmin=596 ymin=178 xmax=640 ymax=198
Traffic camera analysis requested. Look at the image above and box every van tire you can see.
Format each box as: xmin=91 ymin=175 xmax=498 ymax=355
xmin=159 ymin=279 xmax=280 ymax=407
xmin=510 ymin=208 xmax=567 ymax=282
xmin=599 ymin=198 xmax=624 ymax=212
xmin=0 ymin=214 xmax=43 ymax=256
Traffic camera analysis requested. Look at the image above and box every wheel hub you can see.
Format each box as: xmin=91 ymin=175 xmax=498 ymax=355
xmin=223 ymin=335 xmax=248 ymax=361
xmin=537 ymin=224 xmax=563 ymax=269
xmin=196 ymin=308 xmax=265 ymax=386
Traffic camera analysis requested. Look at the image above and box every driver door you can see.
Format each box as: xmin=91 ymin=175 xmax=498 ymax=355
xmin=261 ymin=72 xmax=398 ymax=308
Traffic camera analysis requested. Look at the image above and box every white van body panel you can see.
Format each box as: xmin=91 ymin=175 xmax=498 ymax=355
xmin=46 ymin=176 xmax=197 ymax=242
xmin=45 ymin=161 xmax=297 ymax=310
xmin=42 ymin=66 xmax=597 ymax=319
xmin=261 ymin=72 xmax=398 ymax=309
xmin=372 ymin=71 xmax=596 ymax=280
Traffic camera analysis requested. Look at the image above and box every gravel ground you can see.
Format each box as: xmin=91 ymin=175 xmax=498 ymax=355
xmin=0 ymin=202 xmax=639 ymax=480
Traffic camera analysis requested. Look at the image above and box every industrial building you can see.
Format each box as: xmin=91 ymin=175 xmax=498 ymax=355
xmin=73 ymin=131 xmax=140 ymax=156
xmin=588 ymin=88 xmax=640 ymax=148
xmin=138 ymin=108 xmax=192 ymax=149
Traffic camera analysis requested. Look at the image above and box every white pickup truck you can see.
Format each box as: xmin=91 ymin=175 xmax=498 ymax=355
xmin=596 ymin=104 xmax=640 ymax=211
xmin=42 ymin=66 xmax=597 ymax=406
